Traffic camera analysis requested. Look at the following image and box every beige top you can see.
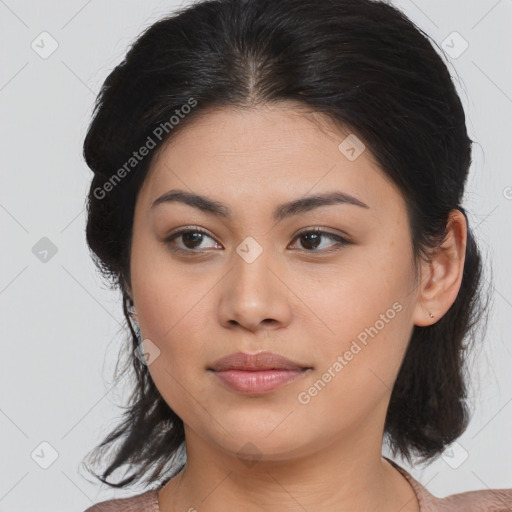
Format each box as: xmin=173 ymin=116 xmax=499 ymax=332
xmin=83 ymin=456 xmax=512 ymax=511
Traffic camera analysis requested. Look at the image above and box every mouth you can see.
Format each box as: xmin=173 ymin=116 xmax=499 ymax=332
xmin=208 ymin=351 xmax=312 ymax=395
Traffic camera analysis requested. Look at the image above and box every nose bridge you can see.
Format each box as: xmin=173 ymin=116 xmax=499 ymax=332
xmin=232 ymin=234 xmax=275 ymax=292
xmin=217 ymin=234 xmax=291 ymax=330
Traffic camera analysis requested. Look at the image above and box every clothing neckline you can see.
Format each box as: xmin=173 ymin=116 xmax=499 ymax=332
xmin=383 ymin=456 xmax=436 ymax=511
xmin=147 ymin=485 xmax=163 ymax=511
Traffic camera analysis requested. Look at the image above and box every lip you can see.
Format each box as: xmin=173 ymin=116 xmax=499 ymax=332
xmin=208 ymin=351 xmax=311 ymax=395
xmin=209 ymin=351 xmax=309 ymax=372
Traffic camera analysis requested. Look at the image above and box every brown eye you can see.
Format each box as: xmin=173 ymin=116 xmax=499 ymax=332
xmin=165 ymin=228 xmax=221 ymax=252
xmin=164 ymin=226 xmax=351 ymax=256
xmin=180 ymin=231 xmax=207 ymax=249
xmin=291 ymin=229 xmax=350 ymax=252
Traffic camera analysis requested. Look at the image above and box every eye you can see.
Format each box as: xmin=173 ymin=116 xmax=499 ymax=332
xmin=289 ymin=228 xmax=350 ymax=252
xmin=164 ymin=227 xmax=221 ymax=253
xmin=164 ymin=226 xmax=351 ymax=255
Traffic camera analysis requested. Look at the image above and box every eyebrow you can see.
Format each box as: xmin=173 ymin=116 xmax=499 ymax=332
xmin=151 ymin=188 xmax=369 ymax=222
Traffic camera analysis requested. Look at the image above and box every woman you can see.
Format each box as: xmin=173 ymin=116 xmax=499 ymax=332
xmin=81 ymin=0 xmax=512 ymax=510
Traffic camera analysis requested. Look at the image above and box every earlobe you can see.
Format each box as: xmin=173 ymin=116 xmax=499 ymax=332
xmin=412 ymin=209 xmax=467 ymax=327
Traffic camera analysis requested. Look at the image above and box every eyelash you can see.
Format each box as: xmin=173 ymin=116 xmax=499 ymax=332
xmin=164 ymin=226 xmax=351 ymax=255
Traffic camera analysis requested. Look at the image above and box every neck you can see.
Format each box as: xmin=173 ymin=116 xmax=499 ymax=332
xmin=158 ymin=428 xmax=419 ymax=512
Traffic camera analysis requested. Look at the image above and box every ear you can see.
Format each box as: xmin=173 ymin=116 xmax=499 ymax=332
xmin=412 ymin=209 xmax=467 ymax=327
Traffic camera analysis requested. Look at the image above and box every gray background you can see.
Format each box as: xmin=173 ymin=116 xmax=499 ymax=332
xmin=0 ymin=0 xmax=511 ymax=510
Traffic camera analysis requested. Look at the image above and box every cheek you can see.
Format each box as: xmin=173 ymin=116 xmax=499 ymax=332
xmin=294 ymin=299 xmax=414 ymax=429
xmin=295 ymin=245 xmax=415 ymax=386
xmin=138 ymin=281 xmax=212 ymax=423
xmin=294 ymin=248 xmax=412 ymax=338
xmin=130 ymin=230 xmax=207 ymax=337
xmin=131 ymin=255 xmax=217 ymax=369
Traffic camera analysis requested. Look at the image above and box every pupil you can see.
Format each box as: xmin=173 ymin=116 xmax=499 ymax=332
xmin=302 ymin=233 xmax=320 ymax=250
xmin=184 ymin=232 xmax=203 ymax=248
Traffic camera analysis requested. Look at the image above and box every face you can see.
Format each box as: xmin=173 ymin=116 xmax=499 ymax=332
xmin=129 ymin=103 xmax=423 ymax=464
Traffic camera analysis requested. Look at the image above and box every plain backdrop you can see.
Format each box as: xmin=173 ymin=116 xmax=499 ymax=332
xmin=0 ymin=0 xmax=511 ymax=510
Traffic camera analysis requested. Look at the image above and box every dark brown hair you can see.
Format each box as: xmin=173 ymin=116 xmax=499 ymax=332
xmin=81 ymin=0 xmax=489 ymax=489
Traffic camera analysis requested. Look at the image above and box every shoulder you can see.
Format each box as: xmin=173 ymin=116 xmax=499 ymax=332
xmin=82 ymin=488 xmax=160 ymax=512
xmin=384 ymin=457 xmax=512 ymax=512
xmin=432 ymin=488 xmax=512 ymax=511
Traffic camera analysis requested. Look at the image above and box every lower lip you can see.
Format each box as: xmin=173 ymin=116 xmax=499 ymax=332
xmin=211 ymin=369 xmax=307 ymax=394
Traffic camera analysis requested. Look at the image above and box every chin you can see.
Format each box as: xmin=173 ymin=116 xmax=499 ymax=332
xmin=204 ymin=423 xmax=310 ymax=461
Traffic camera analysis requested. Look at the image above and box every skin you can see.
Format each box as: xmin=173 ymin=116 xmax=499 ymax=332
xmin=128 ymin=102 xmax=467 ymax=512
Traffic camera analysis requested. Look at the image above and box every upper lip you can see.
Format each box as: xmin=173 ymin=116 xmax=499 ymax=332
xmin=209 ymin=351 xmax=309 ymax=372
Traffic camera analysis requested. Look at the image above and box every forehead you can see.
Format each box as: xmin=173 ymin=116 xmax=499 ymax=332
xmin=139 ymin=104 xmax=405 ymax=220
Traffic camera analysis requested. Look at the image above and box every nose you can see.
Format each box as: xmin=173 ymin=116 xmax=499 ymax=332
xmin=217 ymin=241 xmax=293 ymax=333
